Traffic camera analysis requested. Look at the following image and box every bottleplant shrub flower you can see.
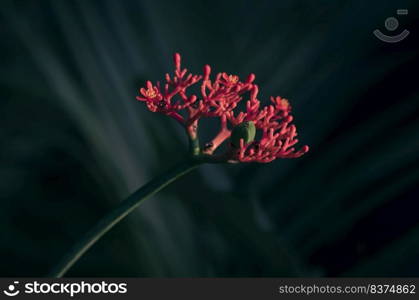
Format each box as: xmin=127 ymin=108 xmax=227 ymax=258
xmin=50 ymin=53 xmax=310 ymax=278
xmin=137 ymin=53 xmax=309 ymax=163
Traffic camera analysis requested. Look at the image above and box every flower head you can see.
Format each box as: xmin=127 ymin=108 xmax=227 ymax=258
xmin=137 ymin=53 xmax=309 ymax=163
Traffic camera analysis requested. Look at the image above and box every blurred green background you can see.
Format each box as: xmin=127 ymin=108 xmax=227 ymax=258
xmin=1 ymin=0 xmax=418 ymax=277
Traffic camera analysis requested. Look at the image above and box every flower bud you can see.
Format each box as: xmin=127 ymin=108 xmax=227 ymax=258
xmin=230 ymin=121 xmax=256 ymax=148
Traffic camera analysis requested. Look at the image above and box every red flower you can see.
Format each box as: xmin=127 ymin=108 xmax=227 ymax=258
xmin=137 ymin=53 xmax=309 ymax=163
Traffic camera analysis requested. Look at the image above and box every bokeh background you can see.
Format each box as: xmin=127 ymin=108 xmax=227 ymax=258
xmin=1 ymin=0 xmax=419 ymax=277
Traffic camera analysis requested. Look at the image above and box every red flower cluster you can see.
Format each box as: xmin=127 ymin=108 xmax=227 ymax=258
xmin=136 ymin=53 xmax=309 ymax=163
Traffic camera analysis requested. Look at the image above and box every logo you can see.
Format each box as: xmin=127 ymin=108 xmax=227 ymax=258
xmin=2 ymin=281 xmax=127 ymax=297
xmin=374 ymin=9 xmax=409 ymax=43
xmin=3 ymin=281 xmax=20 ymax=297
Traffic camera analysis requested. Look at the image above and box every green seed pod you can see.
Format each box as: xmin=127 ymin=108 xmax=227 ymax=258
xmin=230 ymin=121 xmax=256 ymax=148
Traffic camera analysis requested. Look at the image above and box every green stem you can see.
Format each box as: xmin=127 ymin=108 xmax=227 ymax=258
xmin=189 ymin=136 xmax=200 ymax=156
xmin=49 ymin=159 xmax=202 ymax=278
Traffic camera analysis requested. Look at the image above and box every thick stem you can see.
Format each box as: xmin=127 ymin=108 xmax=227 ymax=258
xmin=187 ymin=120 xmax=200 ymax=156
xmin=189 ymin=136 xmax=200 ymax=156
xmin=49 ymin=159 xmax=202 ymax=278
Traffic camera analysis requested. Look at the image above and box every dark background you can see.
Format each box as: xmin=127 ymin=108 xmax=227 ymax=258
xmin=1 ymin=0 xmax=418 ymax=277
